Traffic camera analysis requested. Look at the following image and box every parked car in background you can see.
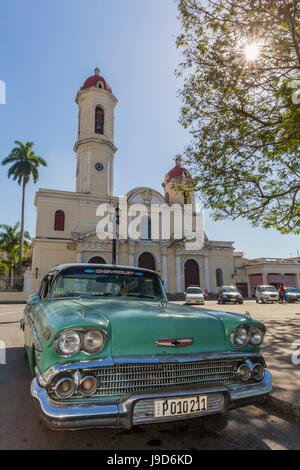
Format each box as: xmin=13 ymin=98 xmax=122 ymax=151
xmin=285 ymin=287 xmax=300 ymax=303
xmin=185 ymin=286 xmax=205 ymax=305
xmin=21 ymin=263 xmax=271 ymax=432
xmin=255 ymin=285 xmax=279 ymax=303
xmin=217 ymin=286 xmax=244 ymax=304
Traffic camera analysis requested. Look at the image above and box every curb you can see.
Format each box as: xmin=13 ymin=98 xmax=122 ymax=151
xmin=264 ymin=394 xmax=300 ymax=423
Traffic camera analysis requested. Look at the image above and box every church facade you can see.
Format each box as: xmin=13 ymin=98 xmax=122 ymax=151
xmin=28 ymin=69 xmax=236 ymax=297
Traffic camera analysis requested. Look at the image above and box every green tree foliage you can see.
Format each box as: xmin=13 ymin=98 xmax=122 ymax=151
xmin=176 ymin=0 xmax=300 ymax=233
xmin=1 ymin=141 xmax=47 ymax=273
xmin=0 ymin=222 xmax=31 ymax=277
xmin=0 ymin=262 xmax=8 ymax=280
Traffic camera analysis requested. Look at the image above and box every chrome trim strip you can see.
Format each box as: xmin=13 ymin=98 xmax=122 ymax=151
xmin=24 ymin=310 xmax=43 ymax=352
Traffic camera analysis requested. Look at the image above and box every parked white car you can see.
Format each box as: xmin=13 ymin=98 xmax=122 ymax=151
xmin=255 ymin=285 xmax=279 ymax=303
xmin=185 ymin=286 xmax=205 ymax=305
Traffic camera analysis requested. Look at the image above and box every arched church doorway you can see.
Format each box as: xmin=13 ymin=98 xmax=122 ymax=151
xmin=88 ymin=256 xmax=106 ymax=264
xmin=184 ymin=259 xmax=200 ymax=290
xmin=138 ymin=252 xmax=156 ymax=271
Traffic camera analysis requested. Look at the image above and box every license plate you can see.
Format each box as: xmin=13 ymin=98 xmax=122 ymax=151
xmin=154 ymin=395 xmax=208 ymax=418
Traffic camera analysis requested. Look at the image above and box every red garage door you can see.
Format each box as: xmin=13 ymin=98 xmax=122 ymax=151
xmin=283 ymin=274 xmax=297 ymax=287
xmin=249 ymin=274 xmax=263 ymax=287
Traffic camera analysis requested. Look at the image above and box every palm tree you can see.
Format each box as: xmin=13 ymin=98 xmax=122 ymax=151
xmin=1 ymin=141 xmax=47 ymax=274
xmin=0 ymin=222 xmax=31 ymax=284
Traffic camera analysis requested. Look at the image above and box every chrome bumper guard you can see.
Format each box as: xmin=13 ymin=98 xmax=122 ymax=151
xmin=31 ymin=370 xmax=272 ymax=430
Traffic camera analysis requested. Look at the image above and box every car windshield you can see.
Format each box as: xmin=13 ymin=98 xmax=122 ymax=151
xmin=286 ymin=288 xmax=300 ymax=293
xmin=222 ymin=287 xmax=239 ymax=293
xmin=187 ymin=288 xmax=202 ymax=294
xmin=50 ymin=266 xmax=165 ymax=300
xmin=261 ymin=286 xmax=277 ymax=292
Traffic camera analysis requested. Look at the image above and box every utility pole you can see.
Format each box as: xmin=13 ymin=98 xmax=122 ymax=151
xmin=112 ymin=205 xmax=120 ymax=265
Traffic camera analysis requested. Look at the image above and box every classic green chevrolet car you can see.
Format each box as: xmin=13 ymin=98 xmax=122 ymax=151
xmin=21 ymin=263 xmax=272 ymax=431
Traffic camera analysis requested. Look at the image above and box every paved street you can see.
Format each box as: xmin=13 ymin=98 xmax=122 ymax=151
xmin=0 ymin=302 xmax=299 ymax=450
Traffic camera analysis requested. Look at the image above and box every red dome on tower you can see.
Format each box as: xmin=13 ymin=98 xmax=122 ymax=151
xmin=168 ymin=157 xmax=190 ymax=179
xmin=82 ymin=68 xmax=112 ymax=93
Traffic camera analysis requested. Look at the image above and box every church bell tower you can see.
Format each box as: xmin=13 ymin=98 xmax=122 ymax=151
xmin=74 ymin=68 xmax=118 ymax=198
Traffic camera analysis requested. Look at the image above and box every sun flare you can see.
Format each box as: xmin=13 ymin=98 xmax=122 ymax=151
xmin=244 ymin=42 xmax=260 ymax=61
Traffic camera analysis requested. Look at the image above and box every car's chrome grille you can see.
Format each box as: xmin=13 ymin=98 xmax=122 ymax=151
xmin=78 ymin=358 xmax=251 ymax=398
xmin=133 ymin=392 xmax=224 ymax=425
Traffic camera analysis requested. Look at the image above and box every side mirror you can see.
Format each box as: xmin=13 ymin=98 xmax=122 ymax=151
xmin=27 ymin=294 xmax=40 ymax=304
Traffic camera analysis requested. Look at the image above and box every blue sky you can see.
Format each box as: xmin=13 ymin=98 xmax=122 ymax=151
xmin=0 ymin=0 xmax=299 ymax=259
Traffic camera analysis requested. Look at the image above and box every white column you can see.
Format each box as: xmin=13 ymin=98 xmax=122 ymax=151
xmin=79 ymin=151 xmax=83 ymax=192
xmin=162 ymin=250 xmax=168 ymax=293
xmin=204 ymin=256 xmax=211 ymax=292
xmin=77 ymin=252 xmax=83 ymax=263
xmin=23 ymin=271 xmax=33 ymax=292
xmin=176 ymin=255 xmax=183 ymax=293
xmin=87 ymin=149 xmax=91 ymax=192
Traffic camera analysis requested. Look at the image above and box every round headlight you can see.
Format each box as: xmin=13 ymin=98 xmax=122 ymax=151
xmin=57 ymin=330 xmax=81 ymax=356
xmin=249 ymin=328 xmax=264 ymax=346
xmin=252 ymin=363 xmax=265 ymax=381
xmin=82 ymin=329 xmax=105 ymax=354
xmin=237 ymin=363 xmax=251 ymax=381
xmin=55 ymin=377 xmax=76 ymax=398
xmin=80 ymin=376 xmax=98 ymax=396
xmin=231 ymin=327 xmax=249 ymax=347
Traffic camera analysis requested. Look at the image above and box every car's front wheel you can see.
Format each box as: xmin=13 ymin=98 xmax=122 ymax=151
xmin=199 ymin=414 xmax=228 ymax=433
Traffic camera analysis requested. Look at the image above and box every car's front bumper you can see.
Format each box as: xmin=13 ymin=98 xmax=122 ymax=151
xmin=185 ymin=298 xmax=205 ymax=304
xmin=31 ymin=370 xmax=272 ymax=430
xmin=262 ymin=296 xmax=279 ymax=302
xmin=287 ymin=296 xmax=300 ymax=302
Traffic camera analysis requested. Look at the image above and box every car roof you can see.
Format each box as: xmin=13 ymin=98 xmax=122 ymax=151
xmin=47 ymin=263 xmax=158 ymax=276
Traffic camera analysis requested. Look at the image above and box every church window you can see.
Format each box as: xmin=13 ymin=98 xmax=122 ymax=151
xmin=95 ymin=106 xmax=104 ymax=134
xmin=54 ymin=210 xmax=65 ymax=231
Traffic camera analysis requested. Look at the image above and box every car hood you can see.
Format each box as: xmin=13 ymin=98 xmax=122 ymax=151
xmin=36 ymin=297 xmax=261 ymax=360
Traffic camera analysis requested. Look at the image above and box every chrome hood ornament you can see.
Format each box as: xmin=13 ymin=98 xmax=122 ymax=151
xmin=158 ymin=298 xmax=168 ymax=312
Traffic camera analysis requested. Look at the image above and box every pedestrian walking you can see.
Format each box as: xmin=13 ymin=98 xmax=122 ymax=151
xmin=279 ymin=283 xmax=287 ymax=303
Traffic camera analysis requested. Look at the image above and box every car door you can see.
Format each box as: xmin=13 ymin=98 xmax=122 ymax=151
xmin=24 ymin=277 xmax=49 ymax=350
